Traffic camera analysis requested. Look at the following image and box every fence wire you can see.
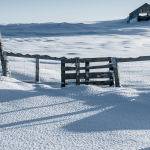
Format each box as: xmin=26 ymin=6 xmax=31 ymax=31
xmin=7 ymin=57 xmax=35 ymax=82
xmin=39 ymin=59 xmax=61 ymax=85
xmin=6 ymin=57 xmax=61 ymax=85
xmin=118 ymin=61 xmax=150 ymax=88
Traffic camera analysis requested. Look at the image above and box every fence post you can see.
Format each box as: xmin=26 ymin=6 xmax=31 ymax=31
xmin=109 ymin=58 xmax=115 ymax=87
xmin=111 ymin=57 xmax=120 ymax=87
xmin=75 ymin=57 xmax=80 ymax=85
xmin=0 ymin=41 xmax=6 ymax=76
xmin=2 ymin=51 xmax=8 ymax=76
xmin=85 ymin=61 xmax=89 ymax=84
xmin=0 ymin=41 xmax=3 ymax=73
xmin=61 ymin=57 xmax=66 ymax=87
xmin=35 ymin=57 xmax=40 ymax=83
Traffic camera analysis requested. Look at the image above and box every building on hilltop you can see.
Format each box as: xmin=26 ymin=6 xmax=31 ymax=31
xmin=127 ymin=3 xmax=150 ymax=23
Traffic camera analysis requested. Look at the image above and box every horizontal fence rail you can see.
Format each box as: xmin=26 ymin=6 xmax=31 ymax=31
xmin=6 ymin=52 xmax=61 ymax=61
xmin=65 ymin=72 xmax=113 ymax=79
xmin=65 ymin=64 xmax=112 ymax=71
xmin=63 ymin=57 xmax=111 ymax=63
xmin=117 ymin=56 xmax=150 ymax=62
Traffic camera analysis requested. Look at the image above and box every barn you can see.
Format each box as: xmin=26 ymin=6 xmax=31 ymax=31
xmin=127 ymin=3 xmax=150 ymax=23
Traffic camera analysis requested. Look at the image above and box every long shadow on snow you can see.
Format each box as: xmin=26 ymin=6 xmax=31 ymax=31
xmin=63 ymin=88 xmax=150 ymax=132
xmin=0 ymin=85 xmax=62 ymax=103
xmin=0 ymin=100 xmax=75 ymax=115
xmin=1 ymin=84 xmax=150 ymax=132
xmin=0 ymin=105 xmax=101 ymax=128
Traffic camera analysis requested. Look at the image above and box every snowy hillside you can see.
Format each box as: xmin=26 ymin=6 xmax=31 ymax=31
xmin=0 ymin=19 xmax=150 ymax=37
xmin=1 ymin=20 xmax=150 ymax=150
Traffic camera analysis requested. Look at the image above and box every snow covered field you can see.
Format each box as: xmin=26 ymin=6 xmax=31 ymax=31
xmin=1 ymin=20 xmax=150 ymax=150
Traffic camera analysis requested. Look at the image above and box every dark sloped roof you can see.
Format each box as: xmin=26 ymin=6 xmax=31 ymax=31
xmin=130 ymin=3 xmax=150 ymax=16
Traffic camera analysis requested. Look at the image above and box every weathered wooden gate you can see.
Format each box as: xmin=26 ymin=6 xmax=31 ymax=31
xmin=61 ymin=57 xmax=120 ymax=87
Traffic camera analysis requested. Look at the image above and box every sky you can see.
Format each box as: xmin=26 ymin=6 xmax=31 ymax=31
xmin=0 ymin=0 xmax=148 ymax=24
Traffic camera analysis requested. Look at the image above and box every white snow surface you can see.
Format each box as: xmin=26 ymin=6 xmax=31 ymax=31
xmin=1 ymin=20 xmax=150 ymax=150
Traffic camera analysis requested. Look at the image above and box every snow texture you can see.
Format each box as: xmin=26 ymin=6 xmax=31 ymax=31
xmin=0 ymin=20 xmax=150 ymax=150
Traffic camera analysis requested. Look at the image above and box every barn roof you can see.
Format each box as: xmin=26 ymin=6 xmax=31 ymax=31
xmin=127 ymin=3 xmax=150 ymax=22
xmin=130 ymin=3 xmax=150 ymax=16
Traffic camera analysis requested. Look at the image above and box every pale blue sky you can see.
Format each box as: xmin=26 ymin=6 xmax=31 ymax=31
xmin=0 ymin=0 xmax=148 ymax=23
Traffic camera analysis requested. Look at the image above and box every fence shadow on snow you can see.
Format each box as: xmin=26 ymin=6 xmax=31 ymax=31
xmin=0 ymin=84 xmax=150 ymax=132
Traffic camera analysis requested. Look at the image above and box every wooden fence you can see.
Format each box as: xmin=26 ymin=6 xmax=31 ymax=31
xmin=1 ymin=40 xmax=150 ymax=88
xmin=61 ymin=56 xmax=150 ymax=87
xmin=1 ymin=51 xmax=150 ymax=88
xmin=61 ymin=57 xmax=120 ymax=87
